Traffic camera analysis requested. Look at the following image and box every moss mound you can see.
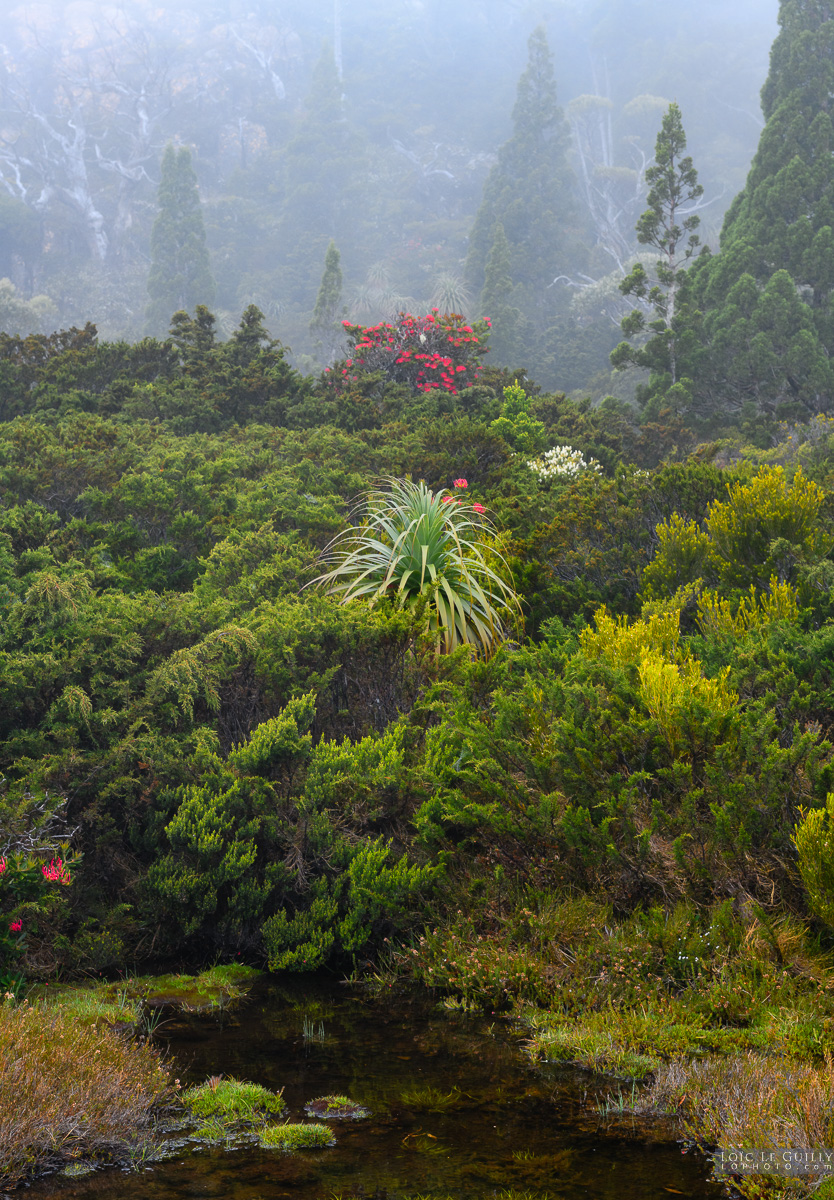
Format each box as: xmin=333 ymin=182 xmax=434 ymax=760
xmin=304 ymin=1093 xmax=370 ymax=1119
xmin=259 ymin=1122 xmax=334 ymax=1151
xmin=183 ymin=1078 xmax=285 ymax=1120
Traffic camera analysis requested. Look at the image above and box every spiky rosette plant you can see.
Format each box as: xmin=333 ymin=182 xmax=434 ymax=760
xmin=312 ymin=478 xmax=520 ymax=656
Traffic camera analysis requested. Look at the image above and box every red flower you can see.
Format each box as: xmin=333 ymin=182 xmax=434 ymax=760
xmin=42 ymin=858 xmax=72 ymax=885
xmin=473 ymin=502 xmax=486 ymax=514
xmin=453 ymin=478 xmax=468 ymax=489
xmin=8 ymin=920 xmax=22 ymax=932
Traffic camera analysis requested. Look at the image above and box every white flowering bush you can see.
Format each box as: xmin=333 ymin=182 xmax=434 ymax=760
xmin=526 ymin=445 xmax=602 ymax=480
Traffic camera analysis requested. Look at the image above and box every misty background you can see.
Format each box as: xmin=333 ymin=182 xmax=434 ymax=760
xmin=0 ymin=0 xmax=779 ymax=395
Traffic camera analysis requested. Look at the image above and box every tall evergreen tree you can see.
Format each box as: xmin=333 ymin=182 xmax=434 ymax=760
xmin=480 ymin=223 xmax=524 ymax=367
xmin=310 ymin=240 xmax=345 ymax=366
xmin=611 ymin=103 xmax=704 ymax=417
xmin=466 ymin=26 xmax=585 ymax=382
xmin=145 ymin=145 xmax=216 ymax=338
xmin=277 ymin=46 xmax=366 ymax=313
xmin=690 ymin=0 xmax=834 ymax=419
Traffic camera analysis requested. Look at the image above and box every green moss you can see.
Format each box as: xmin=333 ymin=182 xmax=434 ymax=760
xmin=31 ymin=983 xmax=143 ymax=1029
xmin=304 ymin=1094 xmax=370 ymax=1119
xmin=133 ymin=965 xmax=261 ymax=1012
xmin=31 ymin=965 xmax=262 ymax=1030
xmin=259 ymin=1122 xmax=334 ymax=1151
xmin=183 ymin=1078 xmax=286 ymax=1121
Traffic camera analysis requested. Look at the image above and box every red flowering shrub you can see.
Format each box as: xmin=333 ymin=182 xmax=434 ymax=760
xmin=327 ymin=311 xmax=490 ymax=396
xmin=1 ymin=851 xmax=77 ymax=992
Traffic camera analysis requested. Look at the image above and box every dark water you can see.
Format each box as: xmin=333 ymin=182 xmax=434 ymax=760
xmin=29 ymin=978 xmax=723 ymax=1200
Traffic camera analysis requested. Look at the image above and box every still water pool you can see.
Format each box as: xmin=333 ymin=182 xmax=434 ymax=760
xmin=28 ymin=977 xmax=723 ymax=1200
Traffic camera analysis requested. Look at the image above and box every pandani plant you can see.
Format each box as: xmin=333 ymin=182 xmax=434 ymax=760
xmin=311 ymin=477 xmax=520 ymax=656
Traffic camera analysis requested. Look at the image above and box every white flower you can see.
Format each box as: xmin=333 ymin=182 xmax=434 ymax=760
xmin=526 ymin=445 xmax=602 ymax=480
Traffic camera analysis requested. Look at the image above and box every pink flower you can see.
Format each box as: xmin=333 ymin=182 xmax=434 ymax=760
xmin=8 ymin=920 xmax=21 ymax=932
xmin=473 ymin=502 xmax=486 ymax=514
xmin=0 ymin=858 xmax=6 ymax=875
xmin=42 ymin=859 xmax=72 ymax=885
xmin=441 ymin=495 xmax=453 ymax=504
xmin=453 ymin=478 xmax=468 ymax=489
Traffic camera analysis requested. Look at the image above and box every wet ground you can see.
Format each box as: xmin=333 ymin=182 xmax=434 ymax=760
xmin=27 ymin=976 xmax=724 ymax=1200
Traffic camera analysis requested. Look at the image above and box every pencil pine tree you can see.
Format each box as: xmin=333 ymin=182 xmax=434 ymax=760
xmin=611 ymin=103 xmax=704 ymax=419
xmin=690 ymin=0 xmax=834 ymax=420
xmin=146 ymin=145 xmax=216 ymax=338
xmin=310 ymin=241 xmax=345 ymax=365
xmin=466 ymin=26 xmax=585 ymax=384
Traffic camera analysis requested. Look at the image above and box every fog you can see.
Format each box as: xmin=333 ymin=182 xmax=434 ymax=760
xmin=0 ymin=0 xmax=780 ymax=385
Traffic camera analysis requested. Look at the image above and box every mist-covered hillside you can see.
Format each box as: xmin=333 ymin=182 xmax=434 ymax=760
xmin=0 ymin=0 xmax=778 ymax=393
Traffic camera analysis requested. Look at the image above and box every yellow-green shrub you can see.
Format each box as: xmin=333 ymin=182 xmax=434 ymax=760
xmin=794 ymin=795 xmax=834 ymax=927
xmin=697 ymin=576 xmax=800 ymax=637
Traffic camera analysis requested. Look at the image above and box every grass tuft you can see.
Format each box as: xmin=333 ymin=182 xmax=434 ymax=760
xmin=400 ymin=1084 xmax=465 ymax=1110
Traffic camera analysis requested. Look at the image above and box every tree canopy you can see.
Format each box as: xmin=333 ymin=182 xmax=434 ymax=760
xmin=689 ymin=0 xmax=834 ymax=422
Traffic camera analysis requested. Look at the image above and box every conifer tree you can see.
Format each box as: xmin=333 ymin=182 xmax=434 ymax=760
xmin=480 ymin=223 xmax=524 ymax=367
xmin=145 ymin=145 xmax=216 ymax=338
xmin=691 ymin=0 xmax=834 ymax=419
xmin=466 ymin=27 xmax=584 ymax=373
xmin=310 ymin=240 xmax=345 ymax=365
xmin=611 ymin=103 xmax=704 ymax=417
xmin=278 ymin=46 xmax=365 ymax=311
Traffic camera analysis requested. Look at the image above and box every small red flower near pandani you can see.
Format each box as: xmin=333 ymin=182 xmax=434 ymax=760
xmin=473 ymin=502 xmax=486 ymax=514
xmin=453 ymin=478 xmax=467 ymax=489
xmin=8 ymin=920 xmax=22 ymax=932
xmin=0 ymin=858 xmax=6 ymax=876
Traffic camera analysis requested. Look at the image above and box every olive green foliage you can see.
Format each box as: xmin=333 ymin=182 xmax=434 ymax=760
xmin=34 ymin=965 xmax=259 ymax=1028
xmin=313 ymin=477 xmax=521 ymax=656
xmin=2 ymin=311 xmax=834 ymax=1014
xmin=524 ymin=460 xmax=726 ymax=625
xmin=393 ymin=887 xmax=834 ymax=1078
xmin=262 ymin=835 xmax=438 ymax=971
xmin=147 ymin=698 xmax=439 ymax=961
